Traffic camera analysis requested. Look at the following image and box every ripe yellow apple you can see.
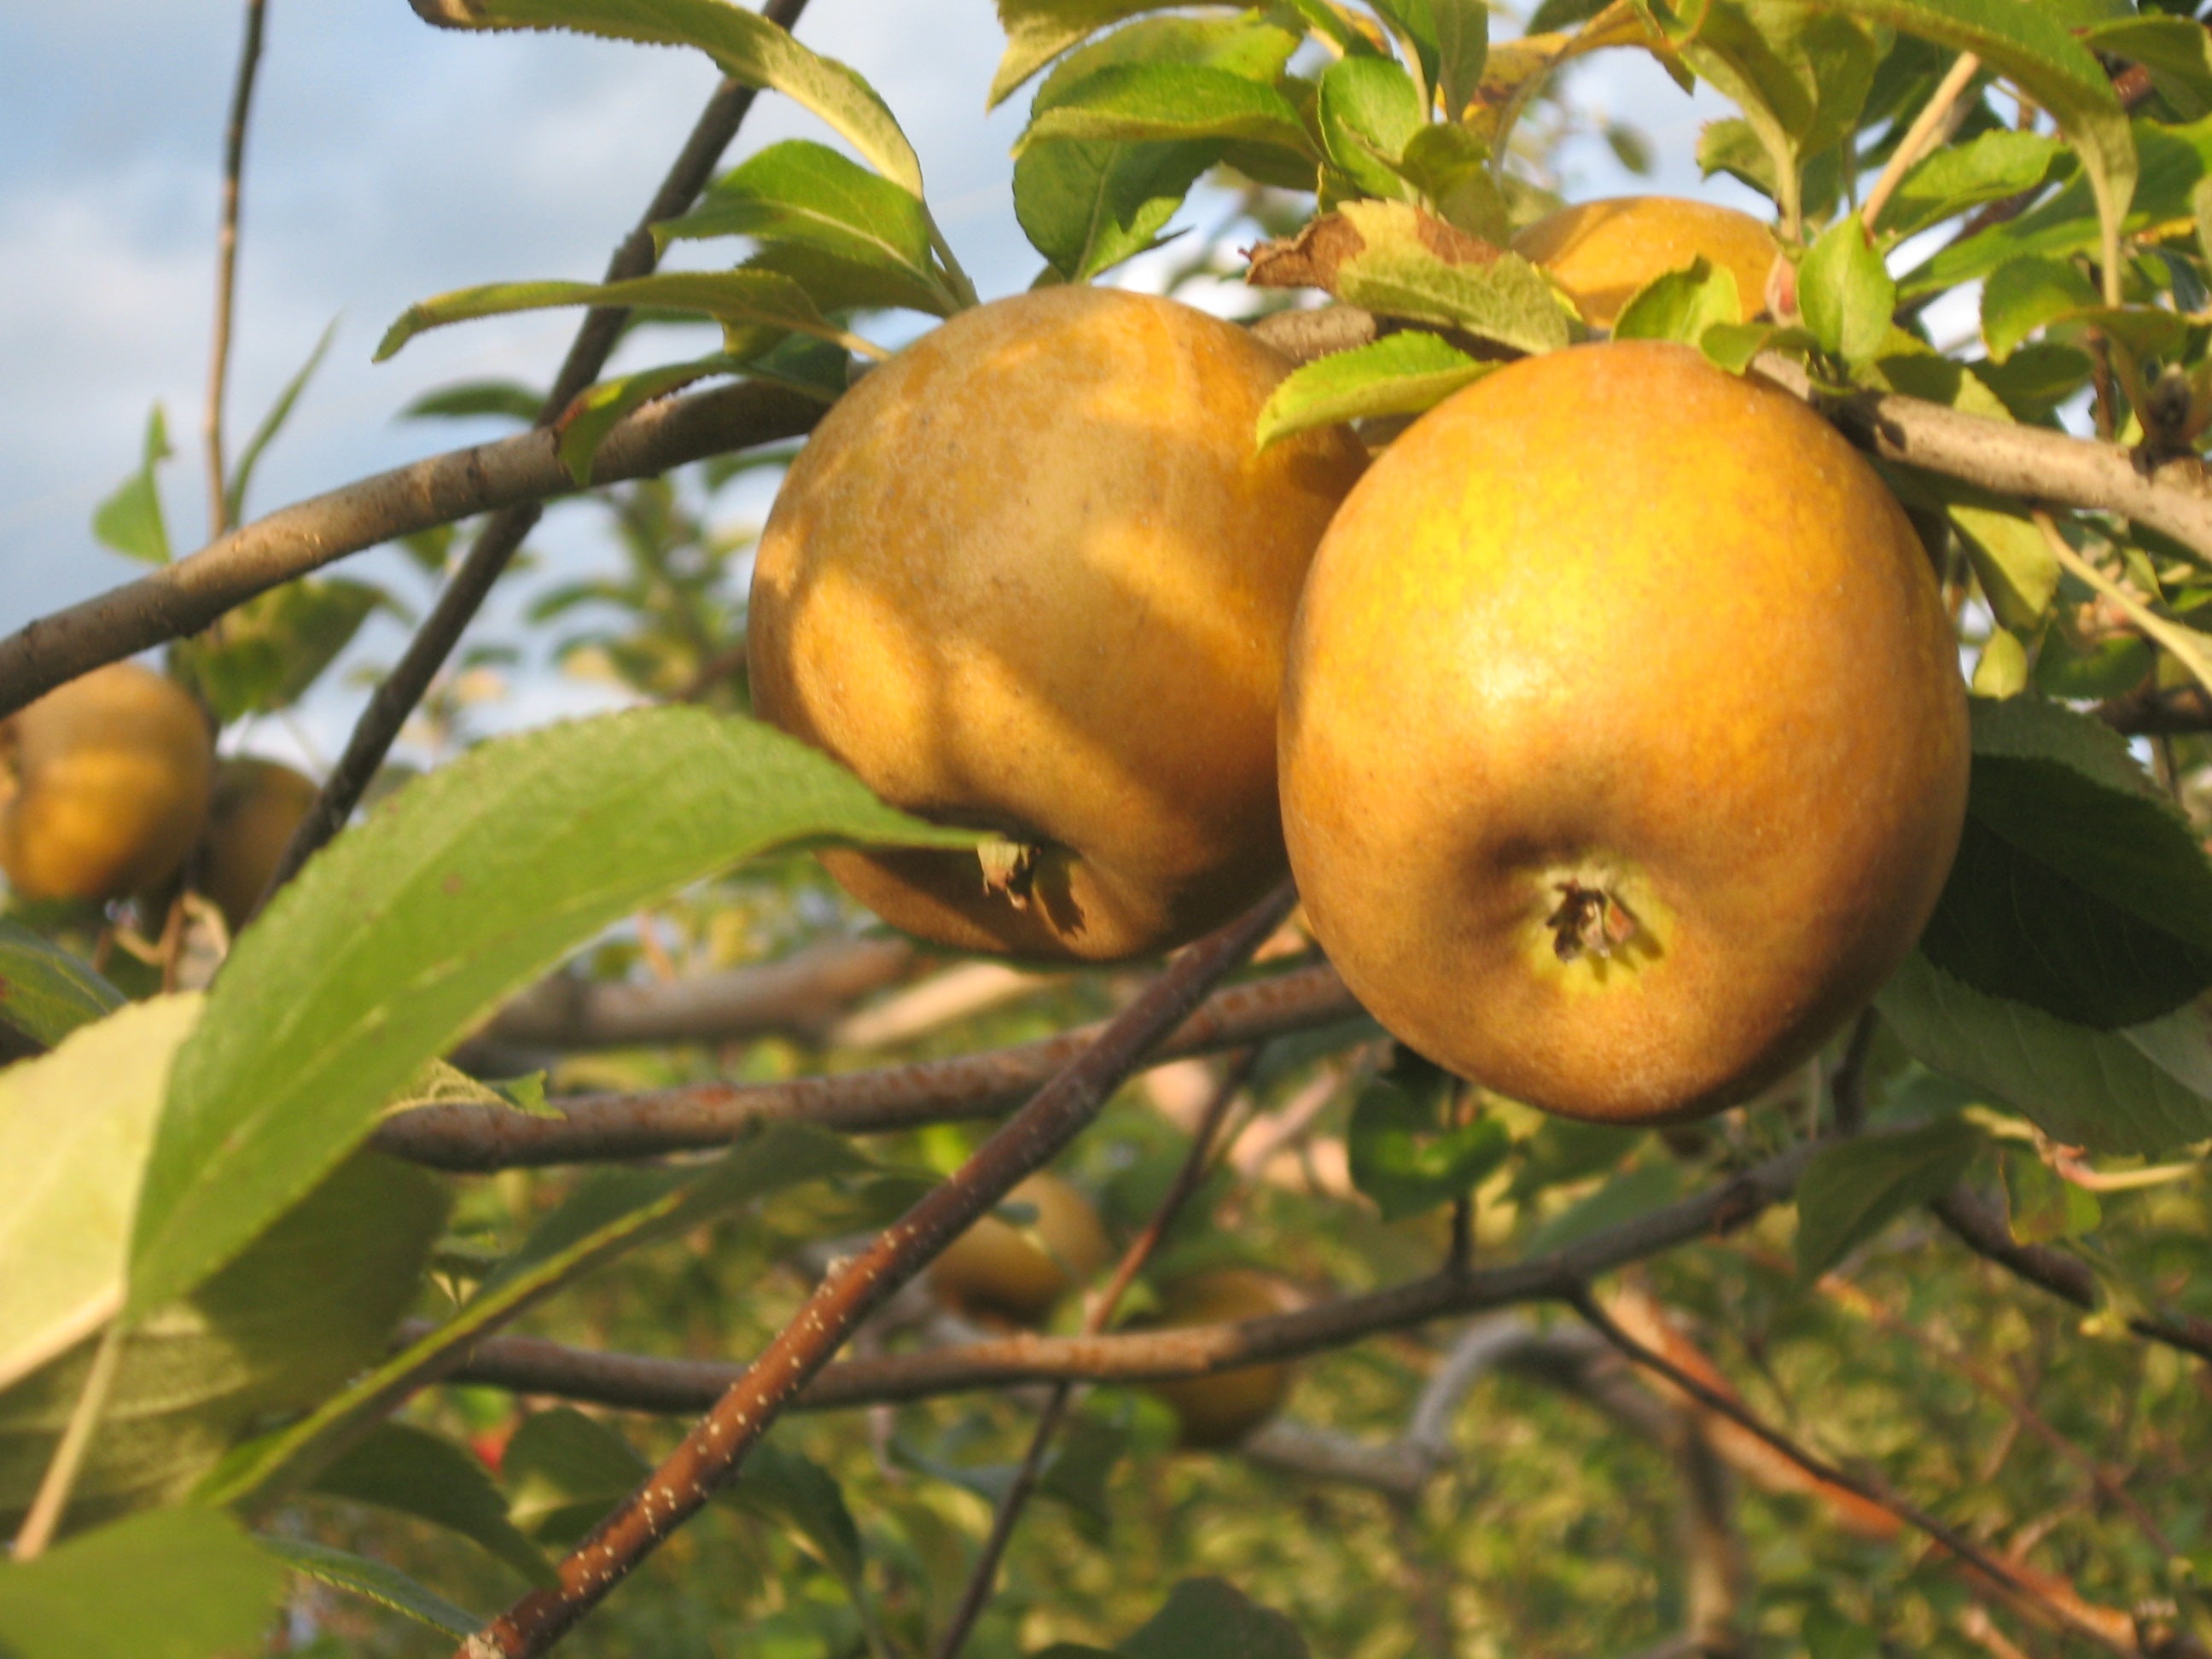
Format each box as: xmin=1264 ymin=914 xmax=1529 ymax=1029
xmin=928 ymin=1172 xmax=1113 ymax=1325
xmin=1278 ymin=341 xmax=1970 ymax=1124
xmin=1512 ymin=196 xmax=1778 ymax=329
xmin=199 ymin=757 xmax=318 ymax=933
xmin=748 ymin=287 xmax=1366 ymax=962
xmin=0 ymin=662 xmax=214 ymax=904
xmin=1142 ymin=1267 xmax=1295 ymax=1448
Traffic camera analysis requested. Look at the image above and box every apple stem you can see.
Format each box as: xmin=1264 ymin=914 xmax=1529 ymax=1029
xmin=1546 ymin=879 xmax=1639 ymax=963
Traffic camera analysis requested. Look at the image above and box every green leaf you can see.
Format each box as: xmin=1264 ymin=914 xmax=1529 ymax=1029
xmin=1794 ymin=1117 xmax=1984 ymax=1281
xmin=503 ymin=1406 xmax=649 ymax=1545
xmin=1523 ymin=1162 xmax=1686 ymax=1257
xmin=1610 ymin=257 xmax=1743 ymax=346
xmin=224 ymin=318 xmax=337 ymax=526
xmin=171 ymin=577 xmax=387 ymax=721
xmin=2034 ymin=625 xmax=2151 ymax=700
xmin=655 ymin=139 xmax=953 ymax=316
xmin=3 ymin=1152 xmax=445 ymax=1534
xmin=1918 ymin=698 xmax=2212 ymax=1027
xmin=399 ymin=379 xmax=546 ymax=423
xmin=1875 ymin=950 xmax=2212 ymax=1154
xmin=312 ymin=1421 xmax=555 ymax=1586
xmin=0 ymin=1509 xmax=282 ymax=1659
xmin=0 ymin=919 xmax=125 ymax=1051
xmin=1904 ymin=112 xmax=2203 ymax=301
xmin=90 ymin=405 xmax=172 ymax=567
xmin=1971 ymin=341 xmax=2093 ymax=423
xmin=1980 ymin=254 xmax=2098 ymax=364
xmin=2000 ymin=1150 xmax=2101 ymax=1245
xmin=415 ymin=0 xmax=923 ymax=194
xmin=1947 ymin=502 xmax=2058 ymax=629
xmin=1122 ymin=1578 xmax=1310 ymax=1659
xmin=1254 ymin=331 xmax=1490 ymax=449
xmin=1390 ymin=123 xmax=1509 ymax=242
xmin=1036 ymin=11 xmax=1300 ymax=101
xmin=1366 ymin=0 xmax=1441 ymax=99
xmin=127 ymin=707 xmax=969 ymax=1317
xmin=1016 ymin=138 xmax=1219 ymax=281
xmin=1970 ymin=627 xmax=2029 ymax=698
xmin=1252 ymin=200 xmax=1570 ymax=355
xmin=1317 ymin=55 xmax=1423 ymax=200
xmin=1036 ymin=1407 xmax=1130 ymax=1539
xmin=1823 ymin=0 xmax=2135 ymax=291
xmin=725 ymin=1440 xmax=864 ymax=1586
xmin=555 ymin=352 xmax=749 ymax=486
xmin=988 ymin=0 xmax=1189 ymax=108
xmin=1347 ymin=1073 xmax=1510 ymax=1221
xmin=257 ymin=1534 xmax=484 ymax=1639
xmin=202 ymin=1121 xmax=864 ymax=1511
xmin=376 ymin=269 xmax=835 ymax=361
xmin=1432 ymin=0 xmax=1489 ymax=120
xmin=1797 ymin=213 xmax=1895 ymax=366
xmin=0 ymin=998 xmax=197 ymax=1394
xmin=1875 ymin=129 xmax=2064 ymax=240
xmin=1016 ymin=63 xmax=1315 ymax=158
xmin=1699 ymin=319 xmax=1823 ymax=374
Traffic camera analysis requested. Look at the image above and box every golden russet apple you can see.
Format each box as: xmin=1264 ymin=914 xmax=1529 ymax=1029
xmin=1512 ymin=196 xmax=1778 ymax=329
xmin=1278 ymin=342 xmax=1970 ymax=1125
xmin=0 ymin=662 xmax=214 ymax=905
xmin=748 ymin=287 xmax=1366 ymax=961
xmin=1141 ymin=1268 xmax=1295 ymax=1448
xmin=199 ymin=757 xmax=319 ymax=933
xmin=928 ymin=1173 xmax=1112 ymax=1325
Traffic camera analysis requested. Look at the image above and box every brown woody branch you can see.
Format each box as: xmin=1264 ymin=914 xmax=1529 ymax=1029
xmin=375 ymin=961 xmax=1361 ymax=1172
xmin=475 ymin=936 xmax=919 ymax=1055
xmin=457 ymin=886 xmax=1294 ymax=1659
xmin=1572 ymin=1293 xmax=2136 ymax=1658
xmin=425 ymin=1138 xmax=1817 ymax=1415
xmin=1930 ymin=1188 xmax=2212 ymax=1365
xmin=0 ymin=380 xmax=823 ymax=720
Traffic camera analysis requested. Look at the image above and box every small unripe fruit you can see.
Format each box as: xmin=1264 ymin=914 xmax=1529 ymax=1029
xmin=1280 ymin=342 xmax=1969 ymax=1124
xmin=0 ymin=663 xmax=214 ymax=904
xmin=1142 ymin=1268 xmax=1295 ymax=1448
xmin=199 ymin=758 xmax=319 ymax=933
xmin=748 ymin=286 xmax=1366 ymax=962
xmin=928 ymin=1173 xmax=1112 ymax=1326
xmin=1512 ymin=196 xmax=1778 ymax=329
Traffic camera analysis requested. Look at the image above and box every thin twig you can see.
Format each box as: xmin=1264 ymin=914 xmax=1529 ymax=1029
xmin=261 ymin=0 xmax=812 ymax=911
xmin=375 ymin=963 xmax=1359 ymax=1172
xmin=11 ymin=1324 xmax=127 ymax=1559
xmin=205 ymin=0 xmax=270 ymax=540
xmin=428 ymin=1139 xmax=1820 ymax=1417
xmin=931 ymin=1050 xmax=1259 ymax=1659
xmin=1861 ymin=52 xmax=1982 ymax=233
xmin=1569 ymin=1291 xmax=2136 ymax=1659
xmin=453 ymin=886 xmax=1293 ymax=1659
xmin=0 ymin=379 xmax=821 ymax=721
xmin=1929 ymin=1188 xmax=2212 ymax=1365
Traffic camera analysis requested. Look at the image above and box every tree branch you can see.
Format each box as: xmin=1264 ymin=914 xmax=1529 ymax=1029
xmin=474 ymin=936 xmax=918 ymax=1056
xmin=205 ymin=0 xmax=270 ymax=540
xmin=931 ymin=1050 xmax=1258 ymax=1659
xmin=1750 ymin=352 xmax=2212 ymax=564
xmin=1569 ymin=1292 xmax=2138 ymax=1658
xmin=1929 ymin=1188 xmax=2212 ymax=1365
xmin=0 ymin=380 xmax=822 ymax=720
xmin=375 ymin=962 xmax=1361 ymax=1172
xmin=423 ymin=1139 xmax=1816 ymax=1417
xmin=267 ymin=1 xmax=812 ymax=905
xmin=455 ymin=885 xmax=1295 ymax=1659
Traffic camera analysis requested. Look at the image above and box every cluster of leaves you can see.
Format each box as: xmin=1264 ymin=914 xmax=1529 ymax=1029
xmin=9 ymin=0 xmax=2212 ymax=1654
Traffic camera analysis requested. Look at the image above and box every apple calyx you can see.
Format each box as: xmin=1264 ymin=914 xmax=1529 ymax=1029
xmin=1545 ymin=879 xmax=1640 ymax=963
xmin=978 ymin=838 xmax=1045 ymax=910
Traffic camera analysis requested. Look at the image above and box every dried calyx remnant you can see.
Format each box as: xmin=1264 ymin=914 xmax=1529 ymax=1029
xmin=1546 ymin=879 xmax=1640 ymax=963
xmin=979 ymin=839 xmax=1045 ymax=910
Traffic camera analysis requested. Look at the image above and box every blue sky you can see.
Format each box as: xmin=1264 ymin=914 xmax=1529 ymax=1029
xmin=0 ymin=2 xmax=1737 ymax=757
